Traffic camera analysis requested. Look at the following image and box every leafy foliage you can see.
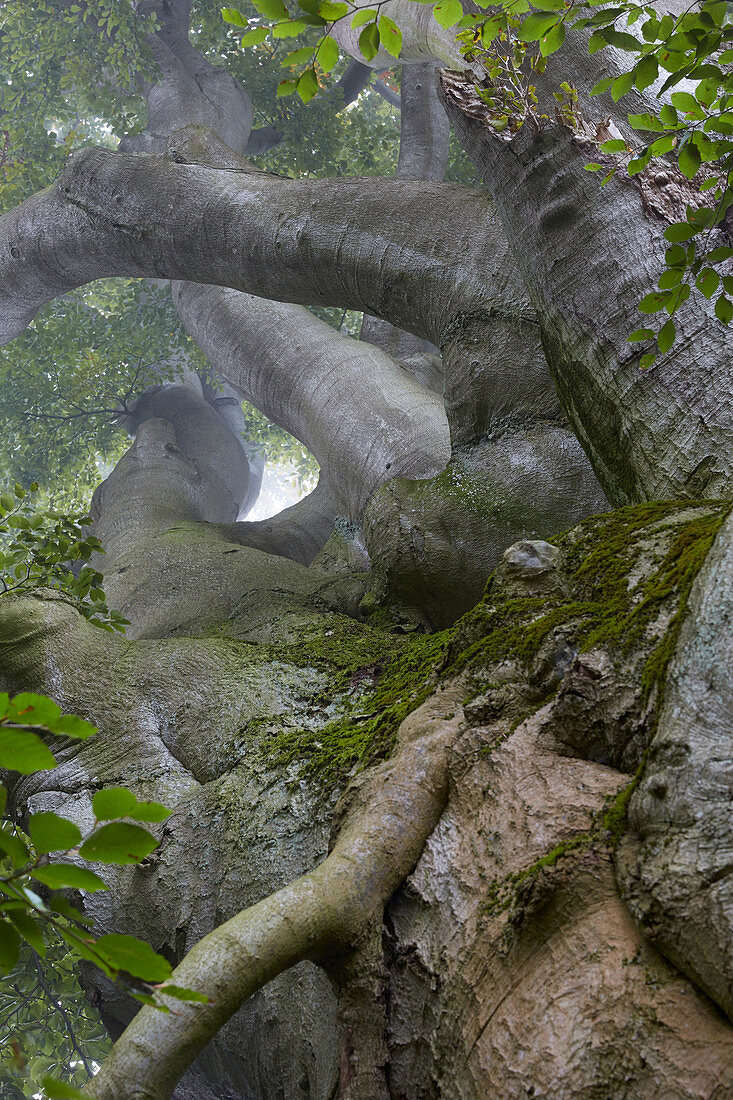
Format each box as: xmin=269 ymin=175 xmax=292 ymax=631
xmin=0 ymin=483 xmax=127 ymax=632
xmin=0 ymin=693 xmax=208 ymax=1095
xmin=225 ymin=0 xmax=732 ymax=364
xmin=448 ymin=0 xmax=733 ymax=357
xmin=0 ymin=932 xmax=109 ymax=1099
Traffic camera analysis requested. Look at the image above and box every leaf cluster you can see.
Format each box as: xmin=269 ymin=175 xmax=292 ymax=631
xmin=0 ymin=484 xmax=128 ymax=633
xmin=0 ymin=692 xmax=209 ymax=1096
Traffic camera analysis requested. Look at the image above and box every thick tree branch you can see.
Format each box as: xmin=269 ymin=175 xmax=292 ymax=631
xmin=0 ymin=146 xmax=529 ymax=350
xmin=172 ymin=283 xmax=450 ymax=515
xmin=84 ymin=688 xmax=464 ymax=1100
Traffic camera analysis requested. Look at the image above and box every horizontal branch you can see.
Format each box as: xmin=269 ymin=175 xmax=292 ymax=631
xmin=0 ymin=146 xmax=528 ymax=349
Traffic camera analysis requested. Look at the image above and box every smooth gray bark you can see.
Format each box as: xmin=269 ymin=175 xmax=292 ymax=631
xmin=172 ymin=283 xmax=450 ymax=516
xmin=448 ymin=96 xmax=733 ymax=503
xmin=0 ymin=149 xmax=527 ymax=348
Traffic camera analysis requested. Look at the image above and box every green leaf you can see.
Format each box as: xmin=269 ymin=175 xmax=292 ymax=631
xmin=649 ymin=135 xmax=676 ymax=156
xmin=358 ymin=20 xmax=379 ymax=61
xmin=639 ymin=352 xmax=657 ymax=370
xmin=539 ymin=20 xmax=565 ymax=55
xmin=628 ymin=155 xmax=651 ymax=175
xmin=276 ymin=77 xmax=298 ymax=96
xmin=678 ymin=142 xmax=701 ymax=179
xmin=282 ymin=46 xmax=314 ymax=65
xmin=41 ymin=1077 xmax=86 ymax=1099
xmin=93 ymin=787 xmax=137 ymax=821
xmin=664 ymin=221 xmax=699 ymax=242
xmin=127 ymin=801 xmax=171 ymax=823
xmin=0 ymin=919 xmax=20 ymax=971
xmin=715 ymin=295 xmax=733 ymax=324
xmin=317 ymin=0 xmax=349 ymax=16
xmin=627 ymin=113 xmax=662 ymax=131
xmin=590 ymin=77 xmax=614 ymax=96
xmin=707 ymin=247 xmax=733 ymax=263
xmin=240 ymin=26 xmax=269 ymax=44
xmin=634 ymin=54 xmax=658 ymax=90
xmin=670 ymin=90 xmax=706 ymax=118
xmin=316 ymin=35 xmax=339 ymax=72
xmin=657 ymin=319 xmax=676 ymax=354
xmin=161 ymin=983 xmax=211 ymax=1003
xmin=518 ymin=12 xmax=557 ymax=40
xmin=0 ymin=827 xmax=30 ymax=866
xmin=48 ymin=895 xmax=92 ymax=925
xmin=601 ymin=28 xmax=640 ymax=50
xmin=584 ymin=163 xmax=604 ymax=171
xmin=0 ymin=728 xmax=56 ymax=774
xmin=378 ymin=14 xmax=402 ymax=57
xmin=0 ymin=786 xmax=6 ymax=816
xmin=628 ymin=328 xmax=654 ymax=342
xmin=31 ymin=864 xmax=108 ymax=891
xmin=658 ymin=268 xmax=683 ymax=289
xmin=638 ymin=292 xmax=669 ymax=313
xmin=95 ymin=934 xmax=172 ymax=982
xmin=659 ymin=104 xmax=678 ymax=127
xmin=351 ymin=8 xmax=376 ymax=27
xmin=6 ymin=910 xmax=46 ymax=955
xmin=433 ymin=0 xmax=463 ymax=28
xmin=273 ymin=20 xmax=306 ymax=36
xmin=611 ymin=70 xmax=634 ymax=101
xmin=221 ymin=7 xmax=248 ymax=26
xmin=599 ymin=139 xmax=627 ymax=153
xmin=7 ymin=693 xmax=61 ymax=729
xmin=29 ymin=812 xmax=82 ymax=855
xmin=251 ymin=0 xmax=286 ymax=15
xmin=79 ymin=822 xmax=159 ymax=865
xmin=696 ymin=268 xmax=720 ymax=299
xmin=55 ymin=715 xmax=96 ymax=740
xmin=297 ymin=67 xmax=319 ymax=103
xmin=666 ymin=282 xmax=691 ymax=314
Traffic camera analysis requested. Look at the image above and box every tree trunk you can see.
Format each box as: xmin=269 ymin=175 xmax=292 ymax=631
xmin=2 ymin=1 xmax=733 ymax=1096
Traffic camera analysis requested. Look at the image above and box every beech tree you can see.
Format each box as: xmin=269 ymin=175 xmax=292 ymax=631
xmin=1 ymin=0 xmax=733 ymax=1096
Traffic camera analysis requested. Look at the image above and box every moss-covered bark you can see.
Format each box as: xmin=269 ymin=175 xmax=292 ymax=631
xmin=2 ymin=497 xmax=732 ymax=1098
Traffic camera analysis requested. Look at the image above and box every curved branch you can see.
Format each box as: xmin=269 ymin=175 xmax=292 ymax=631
xmin=84 ymin=689 xmax=464 ymax=1100
xmin=213 ymin=474 xmax=337 ymax=565
xmin=0 ymin=146 xmax=527 ymax=350
xmin=172 ymin=283 xmax=450 ymax=515
xmin=331 ymin=0 xmax=462 ymax=70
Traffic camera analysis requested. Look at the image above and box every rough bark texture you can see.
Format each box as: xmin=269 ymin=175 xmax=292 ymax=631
xmin=444 ymin=77 xmax=733 ymax=505
xmin=3 ymin=501 xmax=733 ymax=1098
xmin=618 ymin=511 xmax=733 ymax=1019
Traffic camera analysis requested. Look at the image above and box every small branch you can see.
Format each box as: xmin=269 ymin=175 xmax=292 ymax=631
xmin=373 ymin=79 xmax=400 ymax=109
xmin=33 ymin=951 xmax=94 ymax=1079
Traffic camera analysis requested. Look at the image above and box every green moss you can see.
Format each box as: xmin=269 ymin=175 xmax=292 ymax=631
xmin=483 ymin=834 xmax=593 ymax=916
xmin=261 ymin=625 xmax=449 ymax=786
xmin=448 ymin=501 xmax=731 ymax=706
xmin=601 ymin=747 xmax=650 ymax=845
xmin=259 ymin=501 xmax=729 ymax=795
